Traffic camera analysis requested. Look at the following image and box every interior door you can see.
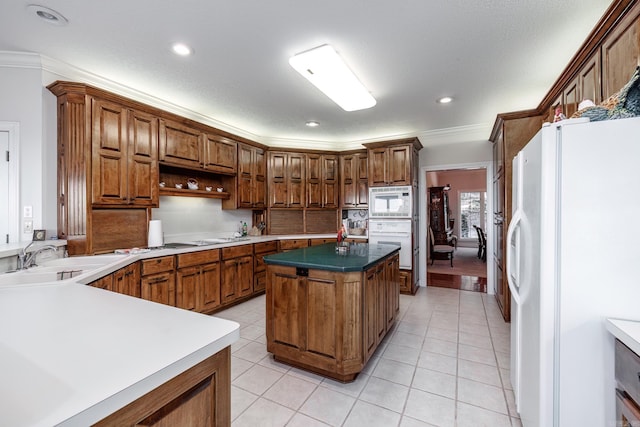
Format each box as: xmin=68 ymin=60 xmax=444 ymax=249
xmin=0 ymin=130 xmax=8 ymax=243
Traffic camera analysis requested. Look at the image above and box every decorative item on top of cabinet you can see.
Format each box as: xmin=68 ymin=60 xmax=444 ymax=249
xmin=175 ymin=249 xmax=221 ymax=313
xmin=268 ymin=151 xmax=306 ymax=208
xmin=340 ymin=150 xmax=368 ymax=208
xmin=363 ymin=138 xmax=422 ymax=187
xmin=141 ymin=256 xmax=176 ymax=306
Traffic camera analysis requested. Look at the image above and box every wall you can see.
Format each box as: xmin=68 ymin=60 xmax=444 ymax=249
xmin=419 ymin=140 xmax=492 ymax=167
xmin=151 ymin=197 xmax=252 ymax=240
xmin=0 ymin=55 xmax=58 ymax=242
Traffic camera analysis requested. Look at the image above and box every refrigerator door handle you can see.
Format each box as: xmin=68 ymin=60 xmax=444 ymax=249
xmin=506 ymin=209 xmax=523 ymax=305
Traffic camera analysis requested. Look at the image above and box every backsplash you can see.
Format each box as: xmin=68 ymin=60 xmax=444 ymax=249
xmin=151 ymin=196 xmax=252 ymax=239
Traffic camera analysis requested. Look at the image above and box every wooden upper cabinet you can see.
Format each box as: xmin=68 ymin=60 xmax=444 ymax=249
xmin=202 ymin=134 xmax=237 ymax=175
xmin=223 ymin=142 xmax=265 ymax=209
xmin=388 ymin=145 xmax=412 ymax=185
xmin=340 ymin=151 xmax=368 ymax=208
xmin=128 ymin=109 xmax=159 ymax=205
xmin=561 ymin=52 xmax=602 ymax=118
xmin=159 ymin=119 xmax=202 ymax=169
xmin=579 ymin=53 xmax=602 ymax=105
xmin=366 ymin=140 xmax=418 ymax=187
xmin=306 ymin=154 xmax=321 ymax=208
xmin=322 ymin=154 xmax=339 ymax=208
xmin=307 ymin=154 xmax=339 ymax=208
xmin=268 ymin=151 xmax=306 ymax=208
xmin=601 ymin=3 xmax=640 ymax=99
xmin=91 ymin=98 xmax=158 ymax=206
xmin=563 ymin=76 xmax=580 ymax=118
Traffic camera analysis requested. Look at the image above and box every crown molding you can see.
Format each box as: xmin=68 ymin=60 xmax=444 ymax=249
xmin=1 ymin=50 xmax=493 ymax=150
xmin=416 ymin=123 xmax=493 ymax=146
xmin=0 ymin=51 xmax=42 ymax=69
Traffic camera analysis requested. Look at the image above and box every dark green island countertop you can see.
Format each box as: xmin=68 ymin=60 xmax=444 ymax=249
xmin=263 ymin=242 xmax=400 ymax=272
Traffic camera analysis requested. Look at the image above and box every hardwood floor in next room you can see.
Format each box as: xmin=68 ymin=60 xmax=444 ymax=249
xmin=214 ymin=286 xmax=519 ymax=427
xmin=427 ymin=247 xmax=488 ymax=293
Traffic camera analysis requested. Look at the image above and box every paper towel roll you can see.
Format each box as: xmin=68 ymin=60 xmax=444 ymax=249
xmin=148 ymin=220 xmax=163 ymax=247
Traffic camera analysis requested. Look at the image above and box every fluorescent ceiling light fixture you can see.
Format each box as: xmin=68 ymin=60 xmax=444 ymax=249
xmin=289 ymin=44 xmax=376 ymax=112
xmin=171 ymin=43 xmax=193 ymax=56
xmin=437 ymin=96 xmax=453 ymax=104
xmin=305 ymin=121 xmax=320 ymax=127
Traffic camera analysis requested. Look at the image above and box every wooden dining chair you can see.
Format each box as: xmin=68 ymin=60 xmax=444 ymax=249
xmin=474 ymin=225 xmax=487 ymax=262
xmin=429 ymin=226 xmax=454 ymax=267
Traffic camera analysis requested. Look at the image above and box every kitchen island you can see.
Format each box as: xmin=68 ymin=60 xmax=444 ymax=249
xmin=0 ymin=280 xmax=239 ymax=426
xmin=264 ymin=243 xmax=400 ymax=382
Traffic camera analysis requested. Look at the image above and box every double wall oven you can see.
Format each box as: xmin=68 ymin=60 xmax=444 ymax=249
xmin=368 ymin=186 xmax=414 ymax=271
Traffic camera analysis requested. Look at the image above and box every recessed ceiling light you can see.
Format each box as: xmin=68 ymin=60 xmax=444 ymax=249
xmin=171 ymin=43 xmax=193 ymax=56
xmin=437 ymin=96 xmax=453 ymax=104
xmin=27 ymin=4 xmax=68 ymax=26
xmin=306 ymin=121 xmax=320 ymax=127
xmin=289 ymin=44 xmax=376 ymax=112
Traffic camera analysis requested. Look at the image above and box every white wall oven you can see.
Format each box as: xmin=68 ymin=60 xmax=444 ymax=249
xmin=368 ymin=219 xmax=412 ymax=269
xmin=369 ymin=186 xmax=412 ymax=219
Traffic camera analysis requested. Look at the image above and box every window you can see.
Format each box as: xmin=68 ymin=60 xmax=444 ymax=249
xmin=460 ymin=191 xmax=486 ymax=238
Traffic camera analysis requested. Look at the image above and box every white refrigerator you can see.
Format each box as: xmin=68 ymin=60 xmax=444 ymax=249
xmin=507 ymin=116 xmax=640 ymax=427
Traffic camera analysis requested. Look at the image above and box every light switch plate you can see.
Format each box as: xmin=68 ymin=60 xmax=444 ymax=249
xmin=23 ymin=220 xmax=33 ymax=234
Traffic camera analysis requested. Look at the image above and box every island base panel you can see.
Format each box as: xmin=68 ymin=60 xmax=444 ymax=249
xmin=272 ymin=354 xmax=360 ymax=383
xmin=93 ymin=347 xmax=231 ymax=427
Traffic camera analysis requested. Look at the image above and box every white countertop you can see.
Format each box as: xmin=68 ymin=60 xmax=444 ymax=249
xmin=0 ymin=233 xmax=371 ymax=425
xmin=606 ymin=318 xmax=640 ymax=356
xmin=0 ymin=280 xmax=239 ymax=426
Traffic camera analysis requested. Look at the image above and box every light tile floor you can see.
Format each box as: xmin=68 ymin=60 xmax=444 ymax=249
xmin=214 ymin=286 xmax=521 ymax=427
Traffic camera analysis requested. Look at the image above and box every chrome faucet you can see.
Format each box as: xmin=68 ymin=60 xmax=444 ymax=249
xmin=17 ymin=242 xmax=58 ymax=270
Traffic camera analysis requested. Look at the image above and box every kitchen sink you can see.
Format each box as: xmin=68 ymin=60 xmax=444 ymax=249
xmin=0 ymin=270 xmax=78 ymax=286
xmin=167 ymin=237 xmax=251 ymax=247
xmin=40 ymin=255 xmax=127 ymax=268
xmin=0 ymin=254 xmax=129 ymax=287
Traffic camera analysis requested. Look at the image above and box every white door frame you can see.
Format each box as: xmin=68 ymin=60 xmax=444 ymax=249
xmin=419 ymin=160 xmax=494 ymax=294
xmin=1 ymin=122 xmax=20 ymax=243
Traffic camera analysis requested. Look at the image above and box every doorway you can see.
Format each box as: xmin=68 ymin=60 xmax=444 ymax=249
xmin=426 ymin=167 xmax=488 ymax=292
xmin=0 ymin=122 xmax=19 ymax=244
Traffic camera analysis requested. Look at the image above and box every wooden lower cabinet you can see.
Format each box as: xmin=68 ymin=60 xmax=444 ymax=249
xmin=221 ymin=245 xmax=254 ymax=304
xmin=399 ymin=269 xmax=415 ymax=295
xmin=266 ymin=253 xmax=399 ymax=382
xmin=94 ymin=346 xmax=231 ymax=427
xmin=176 ymin=250 xmax=221 ymax=313
xmin=253 ymin=241 xmax=278 ymax=293
xmin=141 ymin=256 xmax=176 ymax=306
xmin=89 ymin=263 xmax=141 ymax=297
xmin=113 ymin=263 xmax=141 ymax=298
xmin=278 ymin=239 xmax=309 ymax=252
xmin=309 ymin=238 xmax=335 ymax=246
xmin=89 ymin=274 xmax=114 ymax=291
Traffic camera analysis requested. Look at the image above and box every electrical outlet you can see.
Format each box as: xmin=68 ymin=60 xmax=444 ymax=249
xmin=23 ymin=205 xmax=33 ymax=218
xmin=23 ymin=220 xmax=33 ymax=234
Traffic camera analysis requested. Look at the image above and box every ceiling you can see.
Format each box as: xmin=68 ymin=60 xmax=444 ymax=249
xmin=0 ymin=0 xmax=612 ymax=149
